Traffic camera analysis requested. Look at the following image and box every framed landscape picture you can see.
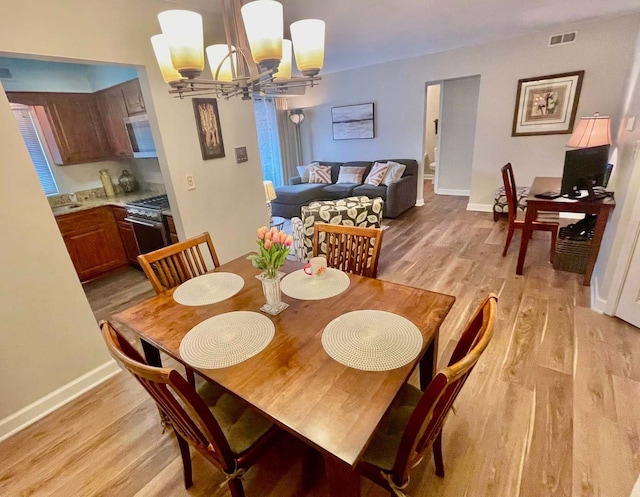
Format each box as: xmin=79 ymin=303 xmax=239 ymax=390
xmin=332 ymin=103 xmax=374 ymax=140
xmin=511 ymin=71 xmax=584 ymax=137
xmin=192 ymin=98 xmax=225 ymax=159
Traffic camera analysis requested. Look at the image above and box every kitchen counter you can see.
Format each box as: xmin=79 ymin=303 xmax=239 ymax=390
xmin=51 ymin=191 xmax=161 ymax=217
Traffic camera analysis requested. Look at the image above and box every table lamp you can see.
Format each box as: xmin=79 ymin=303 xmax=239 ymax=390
xmin=263 ymin=180 xmax=277 ymax=224
xmin=566 ymin=113 xmax=611 ymax=148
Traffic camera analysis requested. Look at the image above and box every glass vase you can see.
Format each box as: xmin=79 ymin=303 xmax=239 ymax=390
xmin=256 ymin=271 xmax=288 ymax=315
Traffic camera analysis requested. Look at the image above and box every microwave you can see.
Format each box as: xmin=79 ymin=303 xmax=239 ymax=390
xmin=124 ymin=114 xmax=157 ymax=158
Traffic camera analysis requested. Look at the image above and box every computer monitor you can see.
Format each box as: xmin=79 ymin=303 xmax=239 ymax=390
xmin=560 ymin=145 xmax=611 ymax=199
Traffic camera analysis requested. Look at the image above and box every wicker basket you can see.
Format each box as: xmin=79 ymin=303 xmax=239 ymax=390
xmin=553 ymin=227 xmax=592 ymax=274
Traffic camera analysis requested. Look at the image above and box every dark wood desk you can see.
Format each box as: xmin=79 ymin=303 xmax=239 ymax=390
xmin=517 ymin=177 xmax=615 ymax=285
xmin=111 ymin=255 xmax=455 ymax=497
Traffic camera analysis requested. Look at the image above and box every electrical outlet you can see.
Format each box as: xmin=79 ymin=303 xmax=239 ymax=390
xmin=186 ymin=174 xmax=196 ymax=190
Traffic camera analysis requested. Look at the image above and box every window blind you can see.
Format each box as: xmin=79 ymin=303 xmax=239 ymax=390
xmin=11 ymin=106 xmax=59 ymax=195
xmin=253 ymin=97 xmax=284 ymax=187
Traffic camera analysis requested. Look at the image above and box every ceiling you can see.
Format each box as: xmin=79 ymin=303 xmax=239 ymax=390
xmin=164 ymin=0 xmax=640 ymax=73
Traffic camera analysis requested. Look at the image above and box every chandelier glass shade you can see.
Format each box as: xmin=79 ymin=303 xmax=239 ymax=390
xmin=152 ymin=0 xmax=325 ymax=100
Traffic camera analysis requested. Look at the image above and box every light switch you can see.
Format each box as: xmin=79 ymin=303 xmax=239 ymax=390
xmin=234 ymin=146 xmax=248 ymax=163
xmin=627 ymin=116 xmax=635 ymax=132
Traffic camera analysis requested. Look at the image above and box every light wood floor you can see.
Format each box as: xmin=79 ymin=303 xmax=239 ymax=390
xmin=2 ymin=181 xmax=639 ymax=497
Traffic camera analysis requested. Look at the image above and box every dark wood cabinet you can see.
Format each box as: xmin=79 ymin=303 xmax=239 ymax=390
xmin=121 ymin=79 xmax=146 ymax=115
xmin=7 ymin=91 xmax=110 ymax=165
xmin=165 ymin=214 xmax=179 ymax=244
xmin=112 ymin=205 xmax=141 ymax=266
xmin=56 ymin=206 xmax=127 ymax=282
xmin=96 ymin=88 xmax=134 ymax=158
xmin=7 ymin=79 xmax=146 ymax=164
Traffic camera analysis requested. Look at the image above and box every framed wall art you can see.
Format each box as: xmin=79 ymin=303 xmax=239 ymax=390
xmin=192 ymin=98 xmax=225 ymax=159
xmin=511 ymin=71 xmax=584 ymax=137
xmin=331 ymin=103 xmax=374 ymax=140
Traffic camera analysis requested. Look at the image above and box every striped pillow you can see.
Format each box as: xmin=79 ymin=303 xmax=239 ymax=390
xmin=337 ymin=166 xmax=366 ymax=184
xmin=364 ymin=162 xmax=389 ymax=186
xmin=308 ymin=165 xmax=332 ymax=184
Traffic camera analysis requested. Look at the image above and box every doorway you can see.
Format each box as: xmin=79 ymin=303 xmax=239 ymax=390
xmin=424 ymin=75 xmax=481 ymax=197
xmin=423 ymin=83 xmax=441 ymax=182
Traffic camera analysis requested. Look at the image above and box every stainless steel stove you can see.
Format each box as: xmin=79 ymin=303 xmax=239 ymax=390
xmin=125 ymin=194 xmax=170 ymax=222
xmin=124 ymin=194 xmax=171 ymax=253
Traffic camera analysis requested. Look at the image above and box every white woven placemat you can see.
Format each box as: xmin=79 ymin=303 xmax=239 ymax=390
xmin=173 ymin=273 xmax=244 ymax=306
xmin=179 ymin=311 xmax=275 ymax=369
xmin=321 ymin=310 xmax=423 ymax=371
xmin=280 ymin=268 xmax=350 ymax=300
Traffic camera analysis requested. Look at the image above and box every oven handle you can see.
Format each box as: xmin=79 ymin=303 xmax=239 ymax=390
xmin=125 ymin=217 xmax=164 ymax=228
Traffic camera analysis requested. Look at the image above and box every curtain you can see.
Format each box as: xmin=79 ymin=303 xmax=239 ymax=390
xmin=275 ymin=98 xmax=298 ymax=184
xmin=253 ymin=97 xmax=284 ymax=186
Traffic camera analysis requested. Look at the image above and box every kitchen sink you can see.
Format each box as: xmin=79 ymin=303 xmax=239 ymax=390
xmin=52 ymin=203 xmax=83 ymax=213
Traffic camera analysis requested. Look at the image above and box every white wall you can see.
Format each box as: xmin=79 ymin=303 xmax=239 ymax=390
xmin=437 ymin=75 xmax=480 ymax=194
xmin=0 ymin=0 xmax=265 ymax=433
xmin=291 ymin=15 xmax=639 ymax=209
xmin=592 ymin=30 xmax=640 ymax=311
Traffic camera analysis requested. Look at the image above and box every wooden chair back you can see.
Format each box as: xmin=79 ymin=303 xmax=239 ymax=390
xmin=99 ymin=320 xmax=237 ymax=471
xmin=312 ymin=223 xmax=384 ymax=278
xmin=391 ymin=294 xmax=497 ymax=485
xmin=138 ymin=232 xmax=220 ymax=294
xmin=501 ymin=163 xmax=519 ymax=224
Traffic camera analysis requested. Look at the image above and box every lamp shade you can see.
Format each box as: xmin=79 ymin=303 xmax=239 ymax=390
xmin=290 ymin=19 xmax=325 ymax=77
xmin=206 ymin=44 xmax=237 ymax=82
xmin=273 ymin=39 xmax=292 ymax=80
xmin=289 ymin=108 xmax=305 ymax=125
xmin=567 ymin=115 xmax=612 ymax=148
xmin=158 ymin=10 xmax=204 ymax=79
xmin=151 ymin=34 xmax=183 ymax=83
xmin=263 ymin=180 xmax=277 ymax=201
xmin=241 ymin=0 xmax=283 ymax=71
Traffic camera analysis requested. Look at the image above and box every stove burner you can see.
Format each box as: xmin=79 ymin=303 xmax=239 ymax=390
xmin=126 ymin=194 xmax=170 ymax=210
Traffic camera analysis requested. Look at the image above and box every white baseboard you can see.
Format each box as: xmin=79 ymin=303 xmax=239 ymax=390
xmin=0 ymin=360 xmax=121 ymax=442
xmin=423 ymin=173 xmax=434 ymax=180
xmin=434 ymin=188 xmax=470 ymax=196
xmin=466 ymin=203 xmax=493 ymax=212
xmin=590 ymin=276 xmax=607 ymax=314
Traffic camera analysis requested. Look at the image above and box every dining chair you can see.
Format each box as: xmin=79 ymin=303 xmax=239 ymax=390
xmin=138 ymin=232 xmax=220 ymax=294
xmin=312 ymin=223 xmax=384 ymax=278
xmin=100 ymin=320 xmax=278 ymax=497
xmin=356 ymin=293 xmax=498 ymax=495
xmin=501 ymin=163 xmax=558 ymax=260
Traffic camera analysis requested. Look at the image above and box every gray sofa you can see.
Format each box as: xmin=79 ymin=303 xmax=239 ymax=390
xmin=271 ymin=159 xmax=418 ymax=219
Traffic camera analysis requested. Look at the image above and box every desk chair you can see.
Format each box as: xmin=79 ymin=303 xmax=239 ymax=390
xmin=356 ymin=294 xmax=498 ymax=495
xmin=138 ymin=232 xmax=220 ymax=294
xmin=313 ymin=223 xmax=384 ymax=278
xmin=501 ymin=163 xmax=558 ymax=260
xmin=100 ymin=321 xmax=278 ymax=497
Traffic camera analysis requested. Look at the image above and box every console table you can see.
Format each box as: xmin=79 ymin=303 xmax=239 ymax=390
xmin=516 ymin=177 xmax=615 ymax=286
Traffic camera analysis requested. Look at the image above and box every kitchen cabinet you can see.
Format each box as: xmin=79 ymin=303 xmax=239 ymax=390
xmin=56 ymin=206 xmax=127 ymax=282
xmin=164 ymin=214 xmax=179 ymax=244
xmin=96 ymin=87 xmax=134 ymax=158
xmin=121 ymin=79 xmax=146 ymax=115
xmin=7 ymin=91 xmax=110 ymax=165
xmin=112 ymin=205 xmax=141 ymax=266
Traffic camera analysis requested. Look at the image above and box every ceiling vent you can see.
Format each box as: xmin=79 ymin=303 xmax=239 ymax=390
xmin=0 ymin=68 xmax=13 ymax=79
xmin=549 ymin=31 xmax=577 ymax=47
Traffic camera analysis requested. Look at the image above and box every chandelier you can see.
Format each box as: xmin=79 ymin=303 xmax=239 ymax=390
xmin=151 ymin=0 xmax=325 ymax=100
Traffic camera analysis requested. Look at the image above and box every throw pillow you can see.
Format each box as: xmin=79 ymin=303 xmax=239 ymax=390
xmin=308 ymin=164 xmax=332 ymax=184
xmin=364 ymin=162 xmax=390 ymax=186
xmin=380 ymin=161 xmax=406 ymax=186
xmin=337 ymin=166 xmax=366 ymax=184
xmin=296 ymin=162 xmax=319 ymax=183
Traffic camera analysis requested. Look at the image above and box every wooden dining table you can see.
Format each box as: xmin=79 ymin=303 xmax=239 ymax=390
xmin=111 ymin=255 xmax=455 ymax=497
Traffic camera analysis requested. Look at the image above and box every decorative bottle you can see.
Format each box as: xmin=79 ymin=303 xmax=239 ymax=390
xmin=99 ymin=169 xmax=115 ymax=198
xmin=118 ymin=170 xmax=139 ymax=193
